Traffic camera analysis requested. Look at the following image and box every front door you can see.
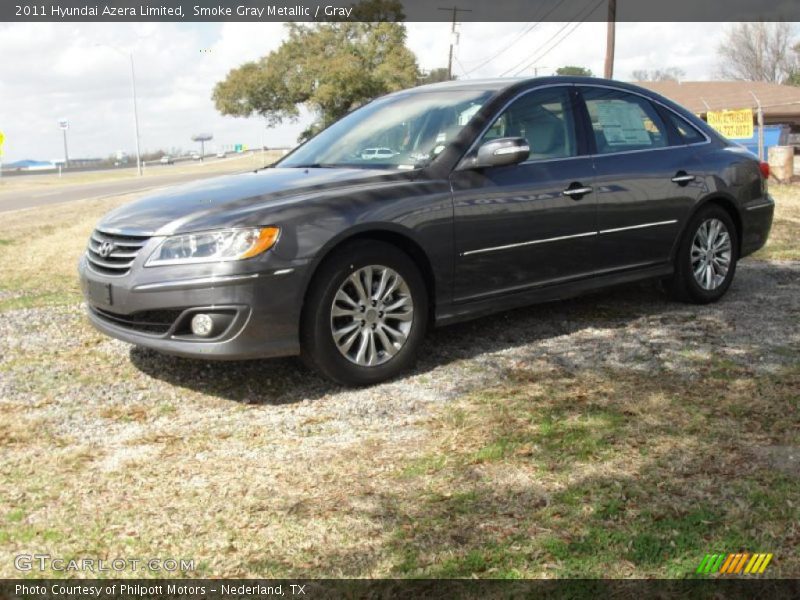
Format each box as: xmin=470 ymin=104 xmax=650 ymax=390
xmin=451 ymin=86 xmax=598 ymax=303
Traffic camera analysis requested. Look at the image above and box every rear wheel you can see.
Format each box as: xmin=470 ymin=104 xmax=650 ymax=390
xmin=301 ymin=240 xmax=428 ymax=386
xmin=668 ymin=205 xmax=738 ymax=304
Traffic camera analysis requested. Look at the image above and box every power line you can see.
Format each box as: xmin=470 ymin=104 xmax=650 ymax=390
xmin=505 ymin=0 xmax=605 ymax=78
xmin=461 ymin=0 xmax=571 ymax=77
xmin=536 ymin=0 xmax=605 ymax=68
xmin=460 ymin=23 xmax=539 ymax=75
xmin=455 ymin=22 xmax=535 ymax=67
xmin=453 ymin=55 xmax=469 ymax=78
xmin=498 ymin=0 xmax=600 ymax=77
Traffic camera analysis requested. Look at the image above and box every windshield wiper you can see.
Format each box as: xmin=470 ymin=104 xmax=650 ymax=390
xmin=253 ymin=159 xmax=284 ymax=172
xmin=288 ymin=163 xmax=342 ymax=169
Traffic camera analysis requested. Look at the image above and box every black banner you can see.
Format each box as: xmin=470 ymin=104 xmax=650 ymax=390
xmin=3 ymin=579 xmax=800 ymax=600
xmin=4 ymin=0 xmax=800 ymax=23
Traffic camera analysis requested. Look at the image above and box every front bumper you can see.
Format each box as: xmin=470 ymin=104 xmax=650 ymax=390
xmin=79 ymin=255 xmax=307 ymax=360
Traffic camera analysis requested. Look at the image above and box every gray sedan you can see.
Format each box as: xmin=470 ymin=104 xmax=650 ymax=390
xmin=79 ymin=77 xmax=774 ymax=385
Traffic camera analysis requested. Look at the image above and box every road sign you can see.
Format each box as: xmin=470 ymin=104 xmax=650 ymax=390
xmin=0 ymin=131 xmax=5 ymax=146
xmin=706 ymin=108 xmax=754 ymax=140
xmin=58 ymin=119 xmax=69 ymax=130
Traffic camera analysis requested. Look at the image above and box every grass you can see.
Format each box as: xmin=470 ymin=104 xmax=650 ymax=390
xmin=0 ymin=180 xmax=797 ymax=579
xmin=0 ymin=195 xmax=135 ymax=311
xmin=5 ymin=356 xmax=792 ymax=579
xmin=382 ymin=364 xmax=799 ymax=578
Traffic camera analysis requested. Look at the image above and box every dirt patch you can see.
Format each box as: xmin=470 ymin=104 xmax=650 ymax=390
xmin=753 ymin=446 xmax=800 ymax=478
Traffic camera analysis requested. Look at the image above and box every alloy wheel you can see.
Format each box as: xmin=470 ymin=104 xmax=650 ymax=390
xmin=691 ymin=218 xmax=732 ymax=291
xmin=330 ymin=265 xmax=414 ymax=367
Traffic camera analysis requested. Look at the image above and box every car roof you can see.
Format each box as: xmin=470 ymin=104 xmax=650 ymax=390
xmin=394 ymin=76 xmax=675 ymax=99
xmin=388 ymin=76 xmax=701 ymax=123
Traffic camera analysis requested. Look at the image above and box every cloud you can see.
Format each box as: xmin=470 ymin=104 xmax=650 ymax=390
xmin=411 ymin=21 xmax=723 ymax=80
xmin=0 ymin=21 xmax=724 ymax=162
xmin=0 ymin=22 xmax=306 ymax=162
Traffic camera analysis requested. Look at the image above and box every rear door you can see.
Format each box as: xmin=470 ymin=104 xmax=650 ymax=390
xmin=577 ymin=86 xmax=704 ymax=273
xmin=451 ymin=85 xmax=598 ymax=303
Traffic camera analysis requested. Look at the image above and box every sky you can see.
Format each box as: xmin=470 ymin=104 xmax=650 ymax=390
xmin=0 ymin=21 xmax=737 ymax=163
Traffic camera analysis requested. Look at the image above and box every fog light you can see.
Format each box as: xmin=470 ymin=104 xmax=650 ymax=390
xmin=191 ymin=313 xmax=214 ymax=337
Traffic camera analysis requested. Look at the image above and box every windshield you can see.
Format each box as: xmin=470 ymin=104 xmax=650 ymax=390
xmin=279 ymin=90 xmax=494 ymax=170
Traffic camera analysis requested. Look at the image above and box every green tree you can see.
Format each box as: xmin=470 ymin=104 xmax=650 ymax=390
xmin=212 ymin=0 xmax=418 ymax=141
xmin=555 ymin=66 xmax=594 ymax=77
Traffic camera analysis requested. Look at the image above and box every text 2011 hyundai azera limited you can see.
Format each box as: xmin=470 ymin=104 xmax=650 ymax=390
xmin=79 ymin=77 xmax=774 ymax=385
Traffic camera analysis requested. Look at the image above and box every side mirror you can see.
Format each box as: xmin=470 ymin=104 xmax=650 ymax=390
xmin=466 ymin=137 xmax=530 ymax=169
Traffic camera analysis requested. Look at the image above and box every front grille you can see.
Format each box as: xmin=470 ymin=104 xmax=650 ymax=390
xmin=86 ymin=230 xmax=150 ymax=276
xmin=91 ymin=307 xmax=184 ymax=335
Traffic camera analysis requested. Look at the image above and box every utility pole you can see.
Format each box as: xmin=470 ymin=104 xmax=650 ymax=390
xmin=750 ymin=91 xmax=765 ymax=161
xmin=438 ymin=6 xmax=472 ymax=80
xmin=604 ymin=0 xmax=616 ymax=79
xmin=129 ymin=52 xmax=142 ymax=176
xmin=58 ymin=119 xmax=70 ymax=168
xmin=95 ymin=43 xmax=143 ymax=175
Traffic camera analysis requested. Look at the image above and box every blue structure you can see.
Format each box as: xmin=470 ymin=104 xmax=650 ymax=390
xmin=737 ymin=125 xmax=790 ymax=156
xmin=4 ymin=159 xmax=56 ymax=170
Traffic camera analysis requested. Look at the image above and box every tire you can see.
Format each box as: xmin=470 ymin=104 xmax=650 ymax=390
xmin=300 ymin=240 xmax=428 ymax=386
xmin=667 ymin=204 xmax=738 ymax=304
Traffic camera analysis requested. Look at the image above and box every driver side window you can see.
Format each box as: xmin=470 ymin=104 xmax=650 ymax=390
xmin=480 ymin=87 xmax=577 ymax=161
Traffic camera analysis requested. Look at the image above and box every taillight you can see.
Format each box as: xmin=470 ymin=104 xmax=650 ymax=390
xmin=759 ymin=161 xmax=770 ymax=179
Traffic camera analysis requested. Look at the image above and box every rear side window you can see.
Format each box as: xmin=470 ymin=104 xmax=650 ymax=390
xmin=665 ymin=111 xmax=707 ymax=144
xmin=581 ymin=87 xmax=669 ymax=154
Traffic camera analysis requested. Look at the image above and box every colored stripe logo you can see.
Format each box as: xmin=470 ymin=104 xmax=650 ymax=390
xmin=696 ymin=553 xmax=773 ymax=575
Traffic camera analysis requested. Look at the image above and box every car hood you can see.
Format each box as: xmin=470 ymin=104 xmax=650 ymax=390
xmin=98 ymin=167 xmax=410 ymax=235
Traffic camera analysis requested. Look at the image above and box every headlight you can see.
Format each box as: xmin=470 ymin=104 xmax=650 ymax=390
xmin=146 ymin=227 xmax=280 ymax=266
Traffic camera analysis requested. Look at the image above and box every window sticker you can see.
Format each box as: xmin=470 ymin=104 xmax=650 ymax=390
xmin=593 ymin=100 xmax=652 ymax=146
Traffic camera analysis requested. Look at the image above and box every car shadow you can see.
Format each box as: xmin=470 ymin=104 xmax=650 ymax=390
xmin=129 ymin=260 xmax=794 ymax=406
xmin=129 ymin=277 xmax=673 ymax=406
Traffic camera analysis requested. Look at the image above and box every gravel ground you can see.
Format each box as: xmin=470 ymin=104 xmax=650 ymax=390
xmin=1 ymin=258 xmax=798 ymax=450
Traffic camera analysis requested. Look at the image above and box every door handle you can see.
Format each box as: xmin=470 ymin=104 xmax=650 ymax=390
xmin=671 ymin=172 xmax=696 ymax=184
xmin=562 ymin=185 xmax=593 ymax=199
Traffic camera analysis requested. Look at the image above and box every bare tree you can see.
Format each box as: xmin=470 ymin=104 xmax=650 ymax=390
xmin=717 ymin=22 xmax=798 ymax=83
xmin=789 ymin=42 xmax=800 ymax=86
xmin=632 ymin=67 xmax=686 ymax=82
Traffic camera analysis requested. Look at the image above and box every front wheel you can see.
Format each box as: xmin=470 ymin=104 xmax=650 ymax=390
xmin=667 ymin=205 xmax=738 ymax=304
xmin=301 ymin=240 xmax=428 ymax=386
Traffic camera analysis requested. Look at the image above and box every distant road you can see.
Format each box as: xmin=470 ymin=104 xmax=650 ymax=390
xmin=0 ymin=154 xmax=280 ymax=213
